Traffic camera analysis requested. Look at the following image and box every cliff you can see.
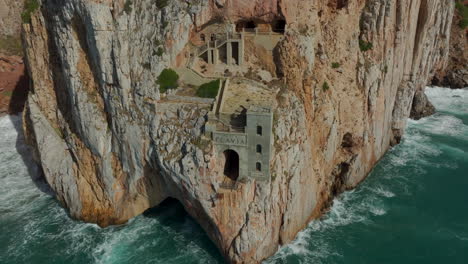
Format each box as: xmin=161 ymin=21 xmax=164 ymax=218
xmin=0 ymin=0 xmax=28 ymax=116
xmin=21 ymin=0 xmax=454 ymax=263
xmin=0 ymin=0 xmax=23 ymax=37
xmin=432 ymin=0 xmax=467 ymax=88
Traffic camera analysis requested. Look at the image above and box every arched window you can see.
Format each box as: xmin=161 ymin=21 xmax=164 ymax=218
xmin=257 ymin=126 xmax=262 ymax=136
xmin=200 ymin=34 xmax=206 ymax=42
xmin=256 ymin=144 xmax=262 ymax=154
xmin=256 ymin=162 xmax=262 ymax=172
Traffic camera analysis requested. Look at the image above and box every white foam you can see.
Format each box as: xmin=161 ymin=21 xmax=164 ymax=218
xmin=373 ymin=187 xmax=396 ymax=198
xmin=426 ymin=86 xmax=468 ymax=115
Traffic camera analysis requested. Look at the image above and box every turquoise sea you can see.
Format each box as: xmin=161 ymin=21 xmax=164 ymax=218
xmin=1 ymin=87 xmax=467 ymax=264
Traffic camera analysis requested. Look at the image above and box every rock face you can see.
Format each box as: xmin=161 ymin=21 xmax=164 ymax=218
xmin=0 ymin=0 xmax=23 ymax=36
xmin=0 ymin=55 xmax=29 ymax=115
xmin=22 ymin=0 xmax=454 ymax=263
xmin=432 ymin=2 xmax=468 ymax=88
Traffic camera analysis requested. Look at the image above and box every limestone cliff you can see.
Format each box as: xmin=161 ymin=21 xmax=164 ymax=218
xmin=22 ymin=0 xmax=454 ymax=263
xmin=432 ymin=1 xmax=468 ymax=88
xmin=0 ymin=0 xmax=23 ymax=37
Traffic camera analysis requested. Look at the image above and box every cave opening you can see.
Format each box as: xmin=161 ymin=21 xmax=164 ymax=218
xmin=223 ymin=149 xmax=240 ymax=181
xmin=142 ymin=197 xmax=223 ymax=260
xmin=272 ymin=19 xmax=286 ymax=33
xmin=236 ymin=20 xmax=257 ymax=32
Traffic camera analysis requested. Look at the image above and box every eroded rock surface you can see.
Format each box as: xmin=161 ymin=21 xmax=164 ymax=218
xmin=432 ymin=2 xmax=468 ymax=89
xmin=22 ymin=0 xmax=454 ymax=263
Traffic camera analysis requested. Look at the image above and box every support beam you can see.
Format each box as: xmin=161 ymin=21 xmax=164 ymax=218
xmin=213 ymin=47 xmax=219 ymax=65
xmin=239 ymin=38 xmax=244 ymax=65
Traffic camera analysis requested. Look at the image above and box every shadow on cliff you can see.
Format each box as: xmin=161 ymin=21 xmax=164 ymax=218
xmin=142 ymin=198 xmax=224 ymax=262
xmin=7 ymin=69 xmax=55 ymax=196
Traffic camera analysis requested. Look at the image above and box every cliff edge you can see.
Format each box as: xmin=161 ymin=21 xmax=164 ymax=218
xmin=21 ymin=0 xmax=454 ymax=263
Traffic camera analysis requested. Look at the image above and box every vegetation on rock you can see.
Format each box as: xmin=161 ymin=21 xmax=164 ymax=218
xmin=322 ymin=81 xmax=330 ymax=91
xmin=155 ymin=0 xmax=169 ymax=9
xmin=196 ymin=79 xmax=220 ymax=98
xmin=124 ymin=0 xmax=133 ymax=14
xmin=455 ymin=1 xmax=468 ymax=29
xmin=157 ymin=68 xmax=179 ymax=93
xmin=21 ymin=0 xmax=40 ymax=24
xmin=359 ymin=39 xmax=373 ymax=52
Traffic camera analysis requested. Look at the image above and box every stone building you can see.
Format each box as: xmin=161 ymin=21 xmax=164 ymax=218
xmin=205 ymin=79 xmax=275 ymax=183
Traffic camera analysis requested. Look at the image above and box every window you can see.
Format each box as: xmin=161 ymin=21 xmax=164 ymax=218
xmin=257 ymin=126 xmax=262 ymax=136
xmin=200 ymin=34 xmax=205 ymax=42
xmin=256 ymin=144 xmax=262 ymax=154
xmin=256 ymin=162 xmax=262 ymax=172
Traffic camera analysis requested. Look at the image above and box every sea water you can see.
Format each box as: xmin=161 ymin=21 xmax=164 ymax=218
xmin=1 ymin=87 xmax=467 ymax=264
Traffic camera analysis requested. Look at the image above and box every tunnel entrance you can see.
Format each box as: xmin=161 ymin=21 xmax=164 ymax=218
xmin=272 ymin=19 xmax=286 ymax=33
xmin=223 ymin=149 xmax=239 ymax=181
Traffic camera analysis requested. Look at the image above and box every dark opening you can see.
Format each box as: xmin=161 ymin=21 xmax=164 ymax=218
xmin=200 ymin=50 xmax=209 ymax=63
xmin=256 ymin=144 xmax=262 ymax=154
xmin=256 ymin=162 xmax=262 ymax=172
xmin=200 ymin=33 xmax=206 ymax=42
xmin=231 ymin=42 xmax=239 ymax=65
xmin=236 ymin=20 xmax=257 ymax=32
xmin=142 ymin=197 xmax=224 ymax=261
xmin=337 ymin=0 xmax=348 ymax=9
xmin=219 ymin=43 xmax=228 ymax=64
xmin=246 ymin=21 xmax=256 ymax=29
xmin=223 ymin=150 xmax=239 ymax=181
xmin=341 ymin=132 xmax=354 ymax=148
xmin=257 ymin=125 xmax=263 ymax=136
xmin=272 ymin=19 xmax=286 ymax=33
xmin=211 ymin=34 xmax=216 ymax=41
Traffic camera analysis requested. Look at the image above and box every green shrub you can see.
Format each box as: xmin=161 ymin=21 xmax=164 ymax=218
xmin=331 ymin=62 xmax=340 ymax=69
xmin=456 ymin=1 xmax=468 ymax=29
xmin=322 ymin=81 xmax=330 ymax=92
xmin=157 ymin=68 xmax=179 ymax=93
xmin=21 ymin=0 xmax=40 ymax=24
xmin=124 ymin=0 xmax=133 ymax=14
xmin=153 ymin=38 xmax=161 ymax=46
xmin=196 ymin=79 xmax=220 ymax=98
xmin=155 ymin=47 xmax=164 ymax=57
xmin=359 ymin=39 xmax=373 ymax=52
xmin=156 ymin=0 xmax=169 ymax=9
xmin=142 ymin=62 xmax=151 ymax=70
